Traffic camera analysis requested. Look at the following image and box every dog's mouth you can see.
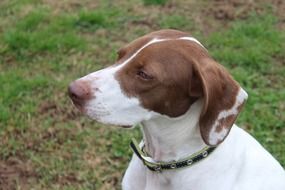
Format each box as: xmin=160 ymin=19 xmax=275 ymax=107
xmin=83 ymin=107 xmax=135 ymax=128
xmin=69 ymin=98 xmax=85 ymax=113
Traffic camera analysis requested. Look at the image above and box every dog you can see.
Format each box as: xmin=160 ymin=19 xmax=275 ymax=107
xmin=68 ymin=29 xmax=285 ymax=190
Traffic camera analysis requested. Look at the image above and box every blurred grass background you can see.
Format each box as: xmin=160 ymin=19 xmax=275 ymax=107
xmin=0 ymin=0 xmax=284 ymax=189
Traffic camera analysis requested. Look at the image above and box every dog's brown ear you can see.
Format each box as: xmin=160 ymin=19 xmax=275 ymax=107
xmin=190 ymin=58 xmax=248 ymax=146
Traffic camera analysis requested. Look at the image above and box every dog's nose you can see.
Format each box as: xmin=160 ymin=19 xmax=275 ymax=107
xmin=68 ymin=80 xmax=91 ymax=105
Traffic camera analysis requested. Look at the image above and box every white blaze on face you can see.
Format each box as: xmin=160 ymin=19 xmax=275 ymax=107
xmin=76 ymin=36 xmax=205 ymax=126
xmin=78 ymin=66 xmax=157 ymax=126
xmin=179 ymin=37 xmax=207 ymax=50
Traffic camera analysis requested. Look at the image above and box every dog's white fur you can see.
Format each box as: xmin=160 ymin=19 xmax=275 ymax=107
xmin=74 ymin=36 xmax=285 ymax=190
xmin=123 ymin=100 xmax=285 ymax=190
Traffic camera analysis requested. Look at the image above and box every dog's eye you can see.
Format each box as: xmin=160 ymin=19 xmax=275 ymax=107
xmin=137 ymin=70 xmax=153 ymax=80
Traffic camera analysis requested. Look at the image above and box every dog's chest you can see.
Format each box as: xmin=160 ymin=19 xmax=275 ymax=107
xmin=124 ymin=154 xmax=237 ymax=190
xmin=145 ymin=172 xmax=172 ymax=190
xmin=141 ymin=168 xmax=238 ymax=190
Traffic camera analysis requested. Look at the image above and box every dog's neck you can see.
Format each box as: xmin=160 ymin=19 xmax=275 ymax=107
xmin=141 ymin=99 xmax=207 ymax=162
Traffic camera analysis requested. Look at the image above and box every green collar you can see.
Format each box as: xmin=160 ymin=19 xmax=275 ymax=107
xmin=130 ymin=138 xmax=216 ymax=172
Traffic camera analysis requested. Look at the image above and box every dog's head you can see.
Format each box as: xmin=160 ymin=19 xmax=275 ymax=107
xmin=68 ymin=29 xmax=248 ymax=146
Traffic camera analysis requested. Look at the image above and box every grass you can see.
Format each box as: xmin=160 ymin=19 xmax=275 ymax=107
xmin=159 ymin=15 xmax=191 ymax=30
xmin=2 ymin=9 xmax=85 ymax=60
xmin=143 ymin=0 xmax=168 ymax=6
xmin=0 ymin=0 xmax=284 ymax=189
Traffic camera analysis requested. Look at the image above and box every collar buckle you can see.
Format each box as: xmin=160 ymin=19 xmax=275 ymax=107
xmin=153 ymin=165 xmax=162 ymax=172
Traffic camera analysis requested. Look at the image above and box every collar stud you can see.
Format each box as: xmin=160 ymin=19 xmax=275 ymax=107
xmin=170 ymin=163 xmax=176 ymax=169
xmin=202 ymin=151 xmax=208 ymax=158
xmin=187 ymin=159 xmax=193 ymax=165
xmin=154 ymin=165 xmax=162 ymax=172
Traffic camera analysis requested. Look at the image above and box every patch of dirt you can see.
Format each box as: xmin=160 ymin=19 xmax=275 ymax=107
xmin=38 ymin=100 xmax=81 ymax=122
xmin=100 ymin=173 xmax=121 ymax=190
xmin=42 ymin=0 xmax=99 ymax=14
xmin=0 ymin=158 xmax=38 ymax=190
xmin=209 ymin=0 xmax=258 ymax=20
xmin=123 ymin=0 xmax=285 ymax=37
xmin=207 ymin=0 xmax=285 ymax=28
xmin=273 ymin=0 xmax=285 ymax=29
xmin=178 ymin=0 xmax=285 ymax=36
xmin=52 ymin=172 xmax=83 ymax=186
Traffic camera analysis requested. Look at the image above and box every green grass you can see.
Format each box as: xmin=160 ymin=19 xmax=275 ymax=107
xmin=2 ymin=10 xmax=86 ymax=60
xmin=142 ymin=0 xmax=168 ymax=6
xmin=75 ymin=9 xmax=121 ymax=32
xmin=0 ymin=0 xmax=284 ymax=189
xmin=207 ymin=14 xmax=284 ymax=71
xmin=159 ymin=15 xmax=191 ymax=30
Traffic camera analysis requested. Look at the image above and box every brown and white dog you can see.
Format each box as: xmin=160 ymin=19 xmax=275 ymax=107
xmin=68 ymin=30 xmax=285 ymax=190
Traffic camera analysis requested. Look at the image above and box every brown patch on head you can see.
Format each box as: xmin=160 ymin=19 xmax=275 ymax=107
xmin=116 ymin=30 xmax=207 ymax=117
xmin=116 ymin=29 xmax=247 ymax=145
